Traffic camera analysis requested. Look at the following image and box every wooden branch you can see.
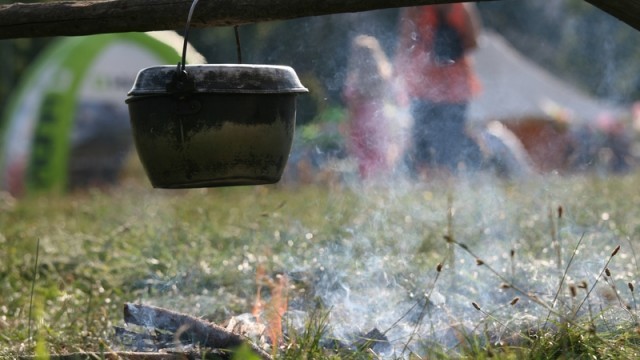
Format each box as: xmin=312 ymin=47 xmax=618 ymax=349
xmin=1 ymin=0 xmax=639 ymax=40
xmin=47 ymin=351 xmax=218 ymax=360
xmin=0 ymin=0 xmax=493 ymax=39
xmin=123 ymin=303 xmax=272 ymax=360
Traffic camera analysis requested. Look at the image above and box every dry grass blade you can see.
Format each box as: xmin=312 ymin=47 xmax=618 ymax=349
xmin=27 ymin=238 xmax=40 ymax=347
xmin=574 ymin=244 xmax=622 ymax=316
xmin=544 ymin=232 xmax=585 ymax=327
xmin=398 ymin=261 xmax=446 ymax=356
xmin=450 ymin=237 xmax=601 ymax=333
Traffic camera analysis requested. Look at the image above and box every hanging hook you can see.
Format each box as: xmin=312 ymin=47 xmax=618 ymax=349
xmin=168 ymin=0 xmax=199 ymax=95
xmin=179 ymin=0 xmax=243 ymax=66
xmin=180 ymin=0 xmax=200 ymax=71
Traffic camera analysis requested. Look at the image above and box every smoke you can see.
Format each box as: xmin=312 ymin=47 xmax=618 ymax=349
xmin=109 ymin=161 xmax=640 ymax=360
xmin=272 ymin=176 xmax=634 ymax=358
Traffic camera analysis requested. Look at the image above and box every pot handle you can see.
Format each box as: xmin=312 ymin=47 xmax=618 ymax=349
xmin=176 ymin=0 xmax=242 ymax=70
xmin=167 ymin=0 xmax=200 ymax=95
xmin=179 ymin=0 xmax=200 ymax=73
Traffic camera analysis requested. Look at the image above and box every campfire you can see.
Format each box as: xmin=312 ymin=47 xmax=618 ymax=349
xmin=110 ymin=262 xmax=394 ymax=359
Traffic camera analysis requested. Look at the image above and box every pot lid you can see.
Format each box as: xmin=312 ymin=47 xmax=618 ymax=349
xmin=127 ymin=64 xmax=309 ymax=96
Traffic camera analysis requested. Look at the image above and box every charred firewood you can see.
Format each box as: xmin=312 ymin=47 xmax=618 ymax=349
xmin=114 ymin=326 xmax=176 ymax=351
xmin=123 ymin=303 xmax=272 ymax=360
xmin=45 ymin=351 xmax=224 ymax=359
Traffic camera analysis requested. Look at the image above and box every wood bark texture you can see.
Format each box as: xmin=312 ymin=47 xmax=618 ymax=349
xmin=49 ymin=352 xmax=218 ymax=360
xmin=123 ymin=303 xmax=273 ymax=360
xmin=0 ymin=0 xmax=605 ymax=40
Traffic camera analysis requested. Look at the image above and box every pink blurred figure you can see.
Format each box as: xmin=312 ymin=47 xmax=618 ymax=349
xmin=342 ymin=35 xmax=395 ymax=179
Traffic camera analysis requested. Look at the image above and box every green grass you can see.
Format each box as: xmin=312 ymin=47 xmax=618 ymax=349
xmin=2 ymin=171 xmax=640 ymax=359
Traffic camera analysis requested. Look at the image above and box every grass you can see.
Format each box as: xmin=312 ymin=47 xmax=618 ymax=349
xmin=2 ymin=169 xmax=640 ymax=359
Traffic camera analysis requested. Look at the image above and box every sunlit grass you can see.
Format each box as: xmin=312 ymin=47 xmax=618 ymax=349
xmin=2 ymin=170 xmax=640 ymax=358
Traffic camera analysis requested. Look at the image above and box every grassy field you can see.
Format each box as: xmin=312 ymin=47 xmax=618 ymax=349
xmin=2 ymin=170 xmax=640 ymax=359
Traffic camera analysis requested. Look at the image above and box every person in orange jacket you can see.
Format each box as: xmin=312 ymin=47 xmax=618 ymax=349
xmin=396 ymin=3 xmax=483 ymax=177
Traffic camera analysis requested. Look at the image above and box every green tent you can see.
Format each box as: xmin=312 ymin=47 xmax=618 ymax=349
xmin=0 ymin=31 xmax=204 ymax=196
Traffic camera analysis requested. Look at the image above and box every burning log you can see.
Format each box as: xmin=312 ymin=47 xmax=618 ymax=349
xmin=123 ymin=303 xmax=273 ymax=360
xmin=48 ymin=351 xmax=217 ymax=359
xmin=114 ymin=326 xmax=176 ymax=351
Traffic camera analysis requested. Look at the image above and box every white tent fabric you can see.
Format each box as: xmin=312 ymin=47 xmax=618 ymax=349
xmin=468 ymin=31 xmax=625 ymax=125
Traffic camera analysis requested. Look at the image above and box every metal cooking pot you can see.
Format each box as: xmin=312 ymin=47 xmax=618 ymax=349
xmin=125 ymin=0 xmax=308 ymax=188
xmin=126 ymin=65 xmax=307 ymax=188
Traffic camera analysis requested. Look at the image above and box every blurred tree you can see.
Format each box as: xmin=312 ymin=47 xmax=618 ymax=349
xmin=477 ymin=0 xmax=640 ymax=103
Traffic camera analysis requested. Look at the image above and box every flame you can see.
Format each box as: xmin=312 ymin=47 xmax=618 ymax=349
xmin=265 ymin=273 xmax=289 ymax=347
xmin=252 ymin=264 xmax=289 ymax=348
xmin=252 ymin=264 xmax=266 ymax=318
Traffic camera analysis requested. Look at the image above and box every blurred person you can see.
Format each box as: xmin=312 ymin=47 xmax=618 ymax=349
xmin=569 ymin=111 xmax=633 ymax=173
xmin=342 ymin=34 xmax=397 ymax=179
xmin=395 ymin=3 xmax=483 ymax=177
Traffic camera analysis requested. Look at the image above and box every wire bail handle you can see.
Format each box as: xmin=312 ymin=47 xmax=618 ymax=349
xmin=180 ymin=0 xmax=200 ymax=72
xmin=178 ymin=0 xmax=243 ymax=68
xmin=168 ymin=0 xmax=200 ymax=94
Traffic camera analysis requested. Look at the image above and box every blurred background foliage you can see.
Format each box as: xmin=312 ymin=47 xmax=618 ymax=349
xmin=1 ymin=0 xmax=639 ymax=126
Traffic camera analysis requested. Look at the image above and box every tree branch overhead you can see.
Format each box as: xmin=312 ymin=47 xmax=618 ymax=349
xmin=1 ymin=0 xmax=638 ymax=40
xmin=0 ymin=0 xmax=468 ymax=39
